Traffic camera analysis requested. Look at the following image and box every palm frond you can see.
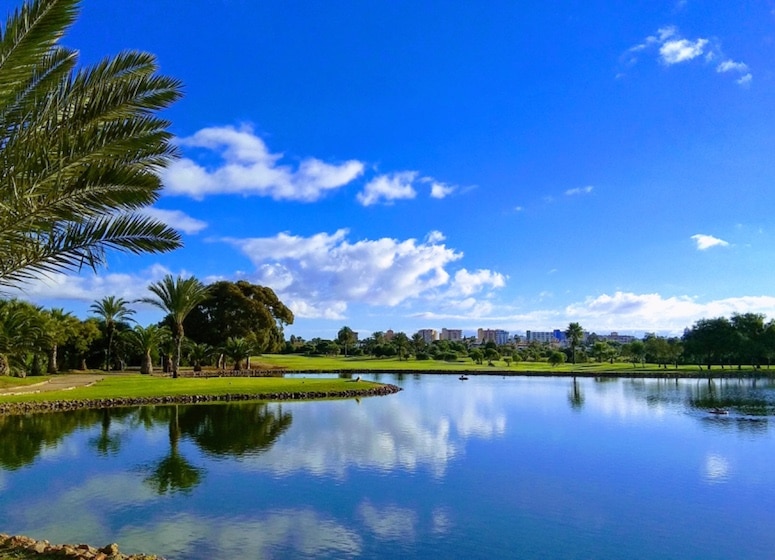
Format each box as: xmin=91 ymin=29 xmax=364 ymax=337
xmin=0 ymin=0 xmax=78 ymax=108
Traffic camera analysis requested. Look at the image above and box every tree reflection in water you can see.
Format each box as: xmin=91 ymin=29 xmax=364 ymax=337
xmin=0 ymin=409 xmax=103 ymax=470
xmin=145 ymin=405 xmax=203 ymax=495
xmin=144 ymin=402 xmax=293 ymax=494
xmin=177 ymin=402 xmax=293 ymax=458
xmin=568 ymin=377 xmax=585 ymax=410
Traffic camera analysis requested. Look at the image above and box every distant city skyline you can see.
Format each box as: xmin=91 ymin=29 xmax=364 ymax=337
xmin=5 ymin=0 xmax=775 ymax=339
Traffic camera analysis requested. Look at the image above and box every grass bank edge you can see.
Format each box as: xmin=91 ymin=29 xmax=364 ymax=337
xmin=253 ymin=354 xmax=775 ymax=376
xmin=0 ymin=375 xmax=387 ymax=404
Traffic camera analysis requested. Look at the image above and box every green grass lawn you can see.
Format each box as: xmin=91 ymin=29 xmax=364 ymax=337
xmin=253 ymin=353 xmax=717 ymax=374
xmin=0 ymin=374 xmax=384 ymax=404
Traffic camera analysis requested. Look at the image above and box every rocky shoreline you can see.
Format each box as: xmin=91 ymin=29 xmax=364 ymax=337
xmin=0 ymin=534 xmax=161 ymax=559
xmin=0 ymin=384 xmax=402 ymax=416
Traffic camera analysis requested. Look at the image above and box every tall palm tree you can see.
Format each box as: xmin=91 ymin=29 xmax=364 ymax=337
xmin=124 ymin=324 xmax=171 ymax=375
xmin=43 ymin=307 xmax=77 ymax=374
xmin=0 ymin=0 xmax=183 ymax=288
xmin=0 ymin=299 xmax=44 ymax=376
xmin=564 ymin=322 xmax=584 ymax=365
xmin=90 ymin=296 xmax=134 ymax=371
xmin=138 ymin=274 xmax=210 ymax=378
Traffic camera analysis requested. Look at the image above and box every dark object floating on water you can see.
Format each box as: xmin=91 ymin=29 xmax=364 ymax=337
xmin=709 ymin=408 xmax=729 ymax=415
xmin=459 ymin=375 xmax=469 ymax=381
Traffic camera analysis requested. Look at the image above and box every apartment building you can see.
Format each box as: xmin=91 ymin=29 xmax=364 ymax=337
xmin=417 ymin=329 xmax=438 ymax=343
xmin=477 ymin=328 xmax=510 ymax=345
xmin=440 ymin=328 xmax=463 ymax=341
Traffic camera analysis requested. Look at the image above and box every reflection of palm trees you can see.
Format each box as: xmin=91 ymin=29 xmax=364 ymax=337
xmin=145 ymin=406 xmax=202 ymax=494
xmin=568 ymin=377 xmax=585 ymax=410
xmin=178 ymin=403 xmax=293 ymax=457
xmin=91 ymin=409 xmax=122 ymax=456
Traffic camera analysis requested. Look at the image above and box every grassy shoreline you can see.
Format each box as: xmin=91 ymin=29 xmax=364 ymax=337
xmin=253 ymin=354 xmax=775 ymax=377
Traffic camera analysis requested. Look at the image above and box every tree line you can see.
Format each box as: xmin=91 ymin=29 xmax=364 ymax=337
xmin=284 ymin=314 xmax=775 ymax=371
xmin=0 ymin=278 xmax=293 ymax=378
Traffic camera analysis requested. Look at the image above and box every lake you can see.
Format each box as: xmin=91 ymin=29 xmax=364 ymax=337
xmin=1 ymin=374 xmax=774 ymax=559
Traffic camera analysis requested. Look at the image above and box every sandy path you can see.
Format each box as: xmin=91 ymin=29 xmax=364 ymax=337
xmin=0 ymin=374 xmax=105 ymax=395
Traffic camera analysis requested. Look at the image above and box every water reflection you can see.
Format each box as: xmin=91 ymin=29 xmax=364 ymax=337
xmin=145 ymin=406 xmax=203 ymax=495
xmin=177 ymin=403 xmax=292 ymax=457
xmin=0 ymin=408 xmax=103 ymax=470
xmin=568 ymin=378 xmax=585 ymax=410
xmin=2 ymin=376 xmax=775 ymax=560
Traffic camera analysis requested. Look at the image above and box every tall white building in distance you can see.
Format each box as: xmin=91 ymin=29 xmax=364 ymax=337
xmin=440 ymin=328 xmax=463 ymax=341
xmin=417 ymin=329 xmax=438 ymax=343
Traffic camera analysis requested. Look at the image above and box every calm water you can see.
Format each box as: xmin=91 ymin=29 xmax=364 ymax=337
xmin=1 ymin=375 xmax=774 ymax=559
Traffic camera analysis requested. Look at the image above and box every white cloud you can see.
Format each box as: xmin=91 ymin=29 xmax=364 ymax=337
xmin=428 ymin=180 xmax=456 ymax=199
xmin=229 ymin=229 xmax=472 ymax=318
xmin=624 ymin=27 xmax=750 ymax=84
xmin=426 ymin=230 xmax=446 ymax=243
xmin=161 ymin=125 xmax=365 ymax=201
xmin=6 ymin=264 xmax=173 ymax=304
xmin=357 ymin=171 xmax=418 ymax=206
xmin=448 ymin=269 xmax=506 ymax=297
xmin=563 ymin=292 xmax=775 ymax=333
xmin=660 ymin=37 xmax=708 ymax=64
xmin=142 ymin=208 xmax=207 ymax=234
xmin=691 ymin=233 xmax=729 ymax=250
xmin=565 ymin=185 xmax=594 ymax=196
xmin=717 ymin=59 xmax=748 ymax=73
xmin=737 ymin=73 xmax=752 ymax=86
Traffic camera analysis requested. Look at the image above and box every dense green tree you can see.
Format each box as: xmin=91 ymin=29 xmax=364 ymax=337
xmin=644 ymin=335 xmax=671 ymax=368
xmin=683 ymin=317 xmax=736 ymax=370
xmin=469 ymin=348 xmax=484 ymax=365
xmin=60 ymin=317 xmax=102 ymax=370
xmin=564 ymin=322 xmax=584 ymax=364
xmin=392 ymin=332 xmax=410 ymax=360
xmin=0 ymin=0 xmax=182 ymax=288
xmin=484 ymin=347 xmax=500 ymax=366
xmin=730 ymin=312 xmax=767 ymax=369
xmin=139 ymin=274 xmax=209 ymax=378
xmin=548 ymin=350 xmax=566 ymax=367
xmin=184 ymin=281 xmax=293 ymax=352
xmin=622 ymin=340 xmax=646 ymax=367
xmin=337 ymin=326 xmax=357 ymax=357
xmin=90 ymin=296 xmax=134 ymax=371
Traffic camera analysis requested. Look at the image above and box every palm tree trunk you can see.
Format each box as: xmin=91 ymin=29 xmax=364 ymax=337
xmin=47 ymin=345 xmax=58 ymax=374
xmin=141 ymin=351 xmax=153 ymax=375
xmin=0 ymin=354 xmax=8 ymax=376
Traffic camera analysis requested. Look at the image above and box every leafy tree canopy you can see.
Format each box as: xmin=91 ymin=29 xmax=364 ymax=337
xmin=183 ymin=281 xmax=293 ymax=353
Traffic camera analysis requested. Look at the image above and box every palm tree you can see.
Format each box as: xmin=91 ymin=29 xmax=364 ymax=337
xmin=90 ymin=296 xmax=134 ymax=371
xmin=124 ymin=324 xmax=171 ymax=375
xmin=0 ymin=299 xmax=44 ymax=376
xmin=564 ymin=322 xmax=584 ymax=365
xmin=187 ymin=342 xmax=214 ymax=372
xmin=43 ymin=307 xmax=77 ymax=374
xmin=138 ymin=274 xmax=210 ymax=378
xmin=392 ymin=332 xmax=410 ymax=361
xmin=337 ymin=326 xmax=356 ymax=357
xmin=222 ymin=337 xmax=254 ymax=371
xmin=0 ymin=0 xmax=183 ymax=288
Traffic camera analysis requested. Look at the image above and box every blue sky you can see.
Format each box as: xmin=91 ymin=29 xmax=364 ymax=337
xmin=7 ymin=0 xmax=775 ymax=339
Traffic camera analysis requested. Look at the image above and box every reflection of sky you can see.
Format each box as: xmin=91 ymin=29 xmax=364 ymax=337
xmin=1 ymin=376 xmax=775 ymax=559
xmin=236 ymin=381 xmax=509 ymax=478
